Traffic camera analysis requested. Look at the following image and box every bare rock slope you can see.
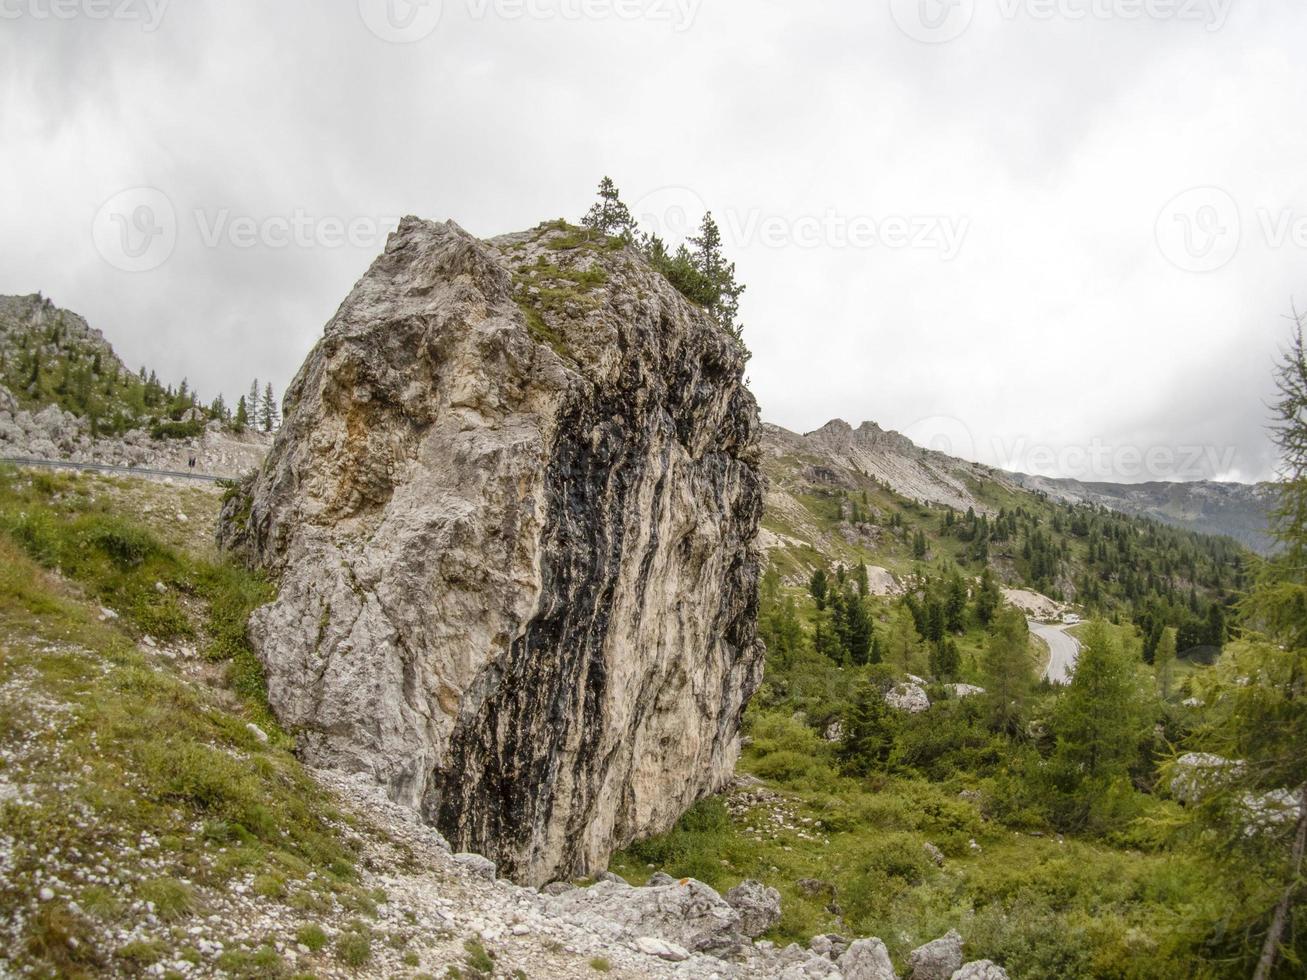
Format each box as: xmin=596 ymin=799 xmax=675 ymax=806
xmin=219 ymin=217 xmax=764 ymax=886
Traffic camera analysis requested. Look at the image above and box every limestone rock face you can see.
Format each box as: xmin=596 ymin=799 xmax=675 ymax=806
xmin=219 ymin=217 xmax=763 ymax=886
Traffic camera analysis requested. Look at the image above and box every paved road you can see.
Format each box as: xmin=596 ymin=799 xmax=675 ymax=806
xmin=1030 ymin=620 xmax=1082 ymax=685
xmin=0 ymin=456 xmax=224 ymax=484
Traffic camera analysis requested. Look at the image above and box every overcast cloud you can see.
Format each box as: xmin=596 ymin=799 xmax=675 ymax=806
xmin=2 ymin=0 xmax=1304 ymax=483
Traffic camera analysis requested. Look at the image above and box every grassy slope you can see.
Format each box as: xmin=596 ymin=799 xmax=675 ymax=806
xmin=0 ymin=467 xmax=391 ymax=977
xmin=611 ymin=708 xmax=1222 ymax=980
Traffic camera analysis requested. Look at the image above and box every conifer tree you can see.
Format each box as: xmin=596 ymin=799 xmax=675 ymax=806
xmin=259 ymin=382 xmax=279 ymax=432
xmin=839 ymin=666 xmax=898 ymax=775
xmin=982 ymin=606 xmax=1034 ymax=734
xmin=1176 ymin=316 xmax=1307 ymax=978
xmin=1154 ymin=625 xmax=1177 ymax=701
xmin=581 ymin=176 xmax=636 ymax=239
xmin=809 ymin=567 xmax=829 ymax=611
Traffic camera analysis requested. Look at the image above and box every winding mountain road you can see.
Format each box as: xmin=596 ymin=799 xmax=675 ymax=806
xmin=0 ymin=456 xmax=223 ymax=484
xmin=1030 ymin=621 xmax=1082 ymax=685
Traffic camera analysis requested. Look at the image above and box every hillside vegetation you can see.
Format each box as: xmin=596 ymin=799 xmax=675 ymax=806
xmin=616 ymin=328 xmax=1307 ymax=979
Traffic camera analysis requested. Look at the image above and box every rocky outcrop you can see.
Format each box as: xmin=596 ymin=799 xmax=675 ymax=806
xmin=219 ymin=217 xmax=763 ymax=886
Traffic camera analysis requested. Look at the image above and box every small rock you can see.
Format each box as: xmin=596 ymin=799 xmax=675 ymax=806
xmin=633 ymin=936 xmax=691 ymax=962
xmin=951 ymin=961 xmax=1010 ymax=980
xmin=646 ymin=871 xmax=676 ymax=887
xmin=796 ymin=878 xmax=834 ymax=898
xmin=598 ymin=871 xmax=628 ymax=885
xmin=453 ymin=853 xmax=497 ymax=881
xmin=154 ymin=581 xmax=167 ymax=595
xmin=541 ymin=881 xmax=576 ymax=896
xmin=99 ymin=607 xmax=119 ymax=622
xmin=810 ymin=933 xmax=850 ymax=960
xmin=38 ymin=887 xmax=55 ymax=902
xmin=909 ymin=929 xmax=963 ymax=980
xmin=923 ymin=842 xmax=945 ymax=866
xmin=245 ymin=723 xmax=270 ymax=744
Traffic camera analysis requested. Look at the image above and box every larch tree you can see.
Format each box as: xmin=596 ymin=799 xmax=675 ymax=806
xmin=1175 ymin=314 xmax=1307 ymax=979
xmin=982 ymin=605 xmax=1033 ymax=735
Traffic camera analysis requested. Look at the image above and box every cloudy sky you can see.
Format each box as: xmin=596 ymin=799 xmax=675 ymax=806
xmin=3 ymin=0 xmax=1305 ymax=483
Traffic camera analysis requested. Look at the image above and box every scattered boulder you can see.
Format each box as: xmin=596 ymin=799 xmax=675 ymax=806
xmin=647 ymin=871 xmax=677 ymax=887
xmin=598 ymin=871 xmax=628 ymax=885
xmin=809 ymin=933 xmax=850 ymax=960
xmin=824 ymin=720 xmax=845 ymax=743
xmin=886 ymin=681 xmax=930 ymax=713
xmin=725 ymin=879 xmax=782 ymax=937
xmin=909 ymin=930 xmax=963 ymax=980
xmin=453 ymin=853 xmax=497 ymax=881
xmin=540 ymin=881 xmax=576 ymax=896
xmin=946 ymin=684 xmax=985 ymax=699
xmin=1170 ymin=753 xmax=1243 ymax=805
xmin=774 ymin=942 xmax=844 ymax=978
xmin=546 ymin=877 xmax=742 ymax=952
xmin=951 ymin=961 xmax=1009 ymax=980
xmin=923 ymin=842 xmax=945 ymax=866
xmin=633 ymin=936 xmax=691 ymax=962
xmin=0 ymin=384 xmax=16 ymax=416
xmin=244 ymin=723 xmax=269 ymax=744
xmin=839 ymin=937 xmax=897 ymax=980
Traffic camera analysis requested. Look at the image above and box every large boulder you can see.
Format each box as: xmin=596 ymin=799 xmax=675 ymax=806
xmin=725 ymin=879 xmax=781 ymax=937
xmin=218 ymin=218 xmax=764 ymax=887
xmin=840 ymin=937 xmax=897 ymax=979
xmin=909 ymin=930 xmax=963 ymax=980
xmin=886 ymin=681 xmax=930 ymax=713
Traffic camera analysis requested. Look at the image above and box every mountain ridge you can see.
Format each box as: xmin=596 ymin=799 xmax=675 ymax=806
xmin=766 ymin=417 xmax=1275 ymax=554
